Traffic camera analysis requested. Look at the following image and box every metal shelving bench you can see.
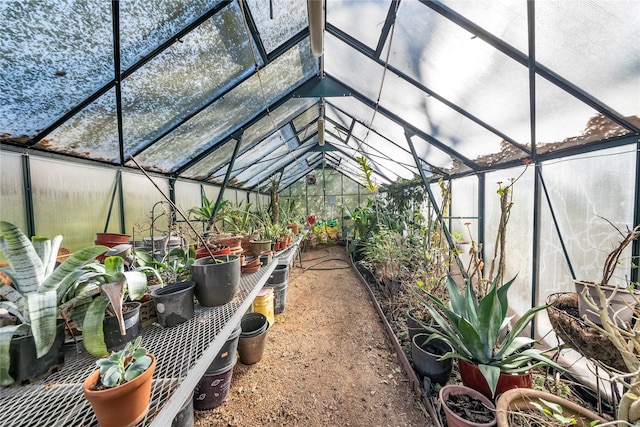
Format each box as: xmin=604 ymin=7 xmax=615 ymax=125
xmin=0 ymin=260 xmax=278 ymax=427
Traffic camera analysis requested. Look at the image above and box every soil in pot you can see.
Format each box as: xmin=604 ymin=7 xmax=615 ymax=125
xmin=440 ymin=385 xmax=496 ymax=427
xmin=103 ymin=302 xmax=141 ymax=353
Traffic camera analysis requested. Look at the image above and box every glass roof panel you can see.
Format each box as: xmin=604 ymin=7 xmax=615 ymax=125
xmin=2 ymin=1 xmax=114 ymax=140
xmin=324 ymin=34 xmax=385 ymax=103
xmin=234 ymin=97 xmax=316 ymax=158
xmin=439 ymin=0 xmax=528 ymax=52
xmin=292 ymin=104 xmax=320 ymax=132
xmin=326 ymin=0 xmax=391 ymax=50
xmin=247 ymin=0 xmax=309 ymax=54
xmin=536 ymin=0 xmax=640 ymax=117
xmin=122 ymin=3 xmax=262 ymax=157
xmin=385 ymin=1 xmax=532 ymax=143
xmin=324 ymin=103 xmax=353 ymax=130
xmin=119 ymin=0 xmax=223 ymax=69
xmin=408 ymin=134 xmax=469 ymax=176
xmin=127 ymin=38 xmax=317 ymax=173
xmin=379 ymin=71 xmax=525 ymax=164
xmin=34 ymin=88 xmax=120 ymax=162
xmin=180 ymin=138 xmax=238 ymax=181
xmin=243 ymin=141 xmax=315 ymax=188
xmin=349 ymin=123 xmax=416 ymax=178
xmin=230 ymin=125 xmax=297 ymax=183
xmin=535 ymin=75 xmax=633 ymax=154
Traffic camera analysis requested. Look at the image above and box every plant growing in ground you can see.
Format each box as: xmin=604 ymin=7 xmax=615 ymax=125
xmin=0 ymin=221 xmax=107 ymax=385
xmin=94 ymin=336 xmax=151 ymax=388
xmin=422 ymin=274 xmax=564 ymax=397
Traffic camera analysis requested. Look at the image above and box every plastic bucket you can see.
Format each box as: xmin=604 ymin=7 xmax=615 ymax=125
xmin=103 ymin=302 xmax=141 ymax=353
xmin=193 ymin=356 xmax=237 ymax=410
xmin=270 ymin=281 xmax=288 ymax=314
xmin=208 ymin=322 xmax=241 ymax=372
xmin=190 ymin=255 xmax=240 ymax=307
xmin=252 ymin=287 xmax=274 ymax=328
xmin=267 ymin=264 xmax=289 ymax=284
xmin=151 ymin=281 xmax=195 ymax=328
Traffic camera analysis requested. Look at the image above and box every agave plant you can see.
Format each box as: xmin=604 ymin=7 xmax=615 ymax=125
xmin=422 ymin=275 xmax=564 ymax=397
xmin=0 ymin=221 xmax=107 ymax=385
xmin=73 ymin=255 xmax=162 ymax=358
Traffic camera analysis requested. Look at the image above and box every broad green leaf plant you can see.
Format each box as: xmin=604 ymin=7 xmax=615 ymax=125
xmin=74 ymin=255 xmax=162 ymax=358
xmin=422 ymin=275 xmax=564 ymax=397
xmin=0 ymin=221 xmax=107 ymax=385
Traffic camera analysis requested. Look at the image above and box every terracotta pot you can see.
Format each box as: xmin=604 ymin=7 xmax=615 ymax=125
xmin=287 ymin=223 xmax=299 ymax=235
xmin=458 ymin=359 xmax=532 ymax=399
xmin=209 ymin=236 xmax=242 ymax=254
xmin=83 ymin=354 xmax=156 ymax=427
xmin=195 ymin=245 xmax=230 ymax=259
xmin=274 ymin=241 xmax=281 ymax=251
xmin=440 ymin=384 xmax=496 ymax=427
xmin=496 ymin=388 xmax=607 ymax=427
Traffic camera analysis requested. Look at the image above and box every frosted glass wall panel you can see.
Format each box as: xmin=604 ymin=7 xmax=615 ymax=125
xmin=30 ymin=158 xmax=119 ymax=251
xmin=119 ymin=0 xmax=223 ymax=68
xmin=121 ymin=4 xmax=261 ymax=156
xmin=324 ymin=170 xmax=342 ymax=196
xmin=247 ymin=0 xmax=308 ymax=54
xmin=450 ymin=176 xmax=479 ymax=271
xmin=174 ymin=180 xmax=204 ymax=218
xmin=129 ymin=38 xmax=317 ymax=173
xmin=384 ymin=2 xmax=531 ymax=144
xmin=342 ymin=175 xmax=360 ymax=196
xmin=536 ymin=0 xmax=640 ymax=116
xmin=202 ymin=185 xmax=221 ymax=208
xmin=122 ymin=172 xmax=170 ymax=238
xmin=2 ymin=1 xmax=113 ymax=139
xmin=290 ymin=181 xmax=305 ymax=197
xmin=484 ymin=166 xmax=534 ymax=318
xmin=535 ymin=76 xmax=627 ymax=151
xmin=537 ymin=146 xmax=636 ymax=298
xmin=38 ymin=89 xmax=120 ymax=162
xmin=327 ymin=0 xmax=390 ymax=50
xmin=440 ymin=0 xmax=528 ymax=53
xmin=0 ymin=151 xmax=26 ymax=232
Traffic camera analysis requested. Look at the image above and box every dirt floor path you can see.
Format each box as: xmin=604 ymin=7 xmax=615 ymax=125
xmin=194 ymin=244 xmax=430 ymax=427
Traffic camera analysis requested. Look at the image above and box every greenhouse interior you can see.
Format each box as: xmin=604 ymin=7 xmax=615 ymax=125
xmin=1 ymin=0 xmax=639 ymax=426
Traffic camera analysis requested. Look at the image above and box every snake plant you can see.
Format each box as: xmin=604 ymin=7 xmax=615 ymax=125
xmin=421 ymin=275 xmax=564 ymax=397
xmin=0 ymin=221 xmax=107 ymax=385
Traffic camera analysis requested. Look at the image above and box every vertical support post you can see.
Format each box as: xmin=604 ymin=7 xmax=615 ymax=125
xmin=21 ymin=154 xmax=35 ymax=237
xmin=117 ymin=170 xmax=126 ymax=233
xmin=208 ymin=131 xmax=243 ymax=231
xmin=632 ymin=137 xmax=640 ymax=284
xmin=405 ymin=130 xmax=467 ymax=278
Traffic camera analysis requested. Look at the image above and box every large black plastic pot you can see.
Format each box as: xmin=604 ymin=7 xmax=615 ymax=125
xmin=104 ymin=302 xmax=141 ymax=353
xmin=238 ymin=313 xmax=269 ymax=365
xmin=8 ymin=321 xmax=66 ymax=386
xmin=151 ymin=281 xmax=196 ymax=328
xmin=267 ymin=264 xmax=289 ymax=284
xmin=190 ymin=255 xmax=240 ymax=307
xmin=411 ymin=333 xmax=453 ymax=386
xmin=208 ymin=321 xmax=241 ymax=372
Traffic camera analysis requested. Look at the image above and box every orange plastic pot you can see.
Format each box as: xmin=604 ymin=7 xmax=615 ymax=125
xmin=83 ymin=354 xmax=156 ymax=427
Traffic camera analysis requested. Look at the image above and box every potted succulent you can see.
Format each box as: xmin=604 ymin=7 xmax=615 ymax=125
xmin=421 ymin=275 xmax=564 ymax=398
xmin=0 ymin=221 xmax=107 ymax=386
xmin=83 ymin=336 xmax=156 ymax=427
xmin=72 ymin=255 xmax=162 ymax=357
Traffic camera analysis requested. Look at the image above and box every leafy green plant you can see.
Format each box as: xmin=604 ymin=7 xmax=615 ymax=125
xmin=95 ymin=336 xmax=152 ymax=388
xmin=0 ymin=221 xmax=107 ymax=385
xmin=422 ymin=275 xmax=564 ymax=397
xmin=73 ymin=255 xmax=162 ymax=357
